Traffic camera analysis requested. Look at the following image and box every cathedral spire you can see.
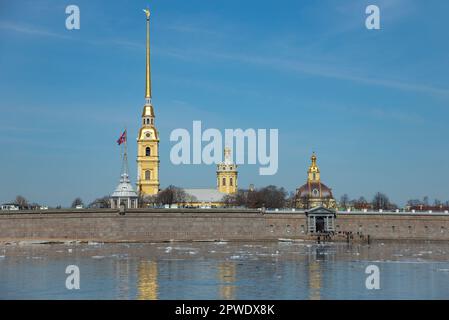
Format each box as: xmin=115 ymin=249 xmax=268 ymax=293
xmin=143 ymin=8 xmax=152 ymax=105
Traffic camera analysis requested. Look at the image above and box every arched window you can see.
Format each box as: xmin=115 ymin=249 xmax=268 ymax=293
xmin=230 ymin=177 xmax=233 ymax=186
xmin=145 ymin=170 xmax=151 ymax=180
xmin=313 ymin=173 xmax=316 ymax=180
xmin=222 ymin=177 xmax=226 ymax=186
xmin=145 ymin=147 xmax=151 ymax=156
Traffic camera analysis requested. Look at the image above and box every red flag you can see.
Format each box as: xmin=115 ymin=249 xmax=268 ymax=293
xmin=117 ymin=130 xmax=127 ymax=145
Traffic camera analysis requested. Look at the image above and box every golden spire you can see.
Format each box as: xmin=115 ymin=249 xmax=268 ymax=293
xmin=311 ymin=152 xmax=317 ymax=167
xmin=307 ymin=152 xmax=320 ymax=182
xmin=143 ymin=8 xmax=152 ymax=104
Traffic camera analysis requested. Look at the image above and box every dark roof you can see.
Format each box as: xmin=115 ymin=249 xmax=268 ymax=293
xmin=296 ymin=181 xmax=333 ymax=199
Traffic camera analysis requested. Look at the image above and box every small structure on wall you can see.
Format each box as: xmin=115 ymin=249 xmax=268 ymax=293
xmin=110 ymin=172 xmax=139 ymax=209
xmin=306 ymin=206 xmax=336 ymax=234
xmin=110 ymin=130 xmax=139 ymax=209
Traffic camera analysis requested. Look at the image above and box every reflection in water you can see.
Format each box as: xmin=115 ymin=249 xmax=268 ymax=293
xmin=137 ymin=260 xmax=158 ymax=300
xmin=116 ymin=259 xmax=131 ymax=299
xmin=308 ymin=247 xmax=325 ymax=300
xmin=2 ymin=242 xmax=449 ymax=299
xmin=308 ymin=261 xmax=321 ymax=300
xmin=218 ymin=262 xmax=236 ymax=299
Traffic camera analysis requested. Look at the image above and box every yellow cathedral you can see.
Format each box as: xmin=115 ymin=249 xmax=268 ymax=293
xmin=137 ymin=9 xmax=160 ymax=196
xmin=136 ymin=9 xmax=238 ymax=204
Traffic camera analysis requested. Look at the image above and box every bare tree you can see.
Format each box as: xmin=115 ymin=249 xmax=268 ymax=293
xmin=156 ymin=185 xmax=187 ymax=208
xmin=245 ymin=185 xmax=287 ymax=209
xmin=223 ymin=190 xmax=247 ymax=208
xmin=340 ymin=194 xmax=350 ymax=210
xmin=88 ymin=196 xmax=110 ymax=209
xmin=353 ymin=196 xmax=369 ymax=210
xmin=140 ymin=194 xmax=157 ymax=208
xmin=285 ymin=191 xmax=296 ymax=208
xmin=14 ymin=195 xmax=28 ymax=209
xmin=407 ymin=199 xmax=421 ymax=207
xmin=372 ymin=192 xmax=391 ymax=210
xmin=71 ymin=197 xmax=84 ymax=208
xmin=222 ymin=186 xmax=287 ymax=209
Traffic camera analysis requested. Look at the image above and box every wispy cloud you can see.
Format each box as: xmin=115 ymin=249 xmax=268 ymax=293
xmin=0 ymin=20 xmax=145 ymax=50
xmin=158 ymin=46 xmax=449 ymax=97
xmin=0 ymin=21 xmax=71 ymax=39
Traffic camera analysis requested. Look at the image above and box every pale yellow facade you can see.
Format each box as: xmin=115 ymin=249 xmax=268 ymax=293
xmin=217 ymin=147 xmax=238 ymax=194
xmin=137 ymin=10 xmax=160 ymax=196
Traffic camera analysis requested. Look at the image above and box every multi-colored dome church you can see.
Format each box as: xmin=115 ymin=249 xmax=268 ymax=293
xmin=295 ymin=153 xmax=337 ymax=209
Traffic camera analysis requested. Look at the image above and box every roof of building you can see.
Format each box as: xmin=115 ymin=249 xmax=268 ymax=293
xmin=296 ymin=181 xmax=333 ymax=199
xmin=184 ymin=188 xmax=225 ymax=203
xmin=111 ymin=173 xmax=138 ymax=198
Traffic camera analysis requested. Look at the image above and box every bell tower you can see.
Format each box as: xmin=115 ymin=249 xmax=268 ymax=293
xmin=217 ymin=147 xmax=238 ymax=194
xmin=137 ymin=8 xmax=160 ymax=196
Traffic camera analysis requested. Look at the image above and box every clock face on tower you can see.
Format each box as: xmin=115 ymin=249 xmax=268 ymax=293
xmin=145 ymin=132 xmax=151 ymax=138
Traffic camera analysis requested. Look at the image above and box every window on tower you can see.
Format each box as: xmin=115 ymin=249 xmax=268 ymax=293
xmin=222 ymin=177 xmax=226 ymax=186
xmin=230 ymin=178 xmax=233 ymax=186
xmin=145 ymin=147 xmax=151 ymax=156
xmin=145 ymin=170 xmax=151 ymax=180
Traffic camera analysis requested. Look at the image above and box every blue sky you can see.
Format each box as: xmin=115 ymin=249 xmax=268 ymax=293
xmin=0 ymin=0 xmax=448 ymax=207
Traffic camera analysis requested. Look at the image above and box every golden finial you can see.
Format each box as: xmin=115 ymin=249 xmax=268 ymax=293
xmin=311 ymin=152 xmax=317 ymax=165
xmin=143 ymin=8 xmax=150 ymax=20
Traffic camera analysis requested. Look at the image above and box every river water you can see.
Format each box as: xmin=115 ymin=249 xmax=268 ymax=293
xmin=0 ymin=241 xmax=449 ymax=299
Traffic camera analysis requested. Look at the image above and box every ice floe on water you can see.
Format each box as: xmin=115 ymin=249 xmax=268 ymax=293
xmin=91 ymin=255 xmax=105 ymax=259
xmin=110 ymin=253 xmax=128 ymax=258
xmin=88 ymin=241 xmax=103 ymax=246
xmin=278 ymin=238 xmax=305 ymax=243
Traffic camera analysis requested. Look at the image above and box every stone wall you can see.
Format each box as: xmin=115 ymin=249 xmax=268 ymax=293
xmin=0 ymin=209 xmax=307 ymax=242
xmin=336 ymin=213 xmax=449 ymax=240
xmin=0 ymin=209 xmax=448 ymax=242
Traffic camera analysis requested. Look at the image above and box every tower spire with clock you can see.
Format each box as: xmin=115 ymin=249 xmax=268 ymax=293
xmin=136 ymin=8 xmax=160 ymax=197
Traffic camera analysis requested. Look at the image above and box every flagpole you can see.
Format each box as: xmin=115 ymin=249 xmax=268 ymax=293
xmin=120 ymin=131 xmax=124 ymax=178
xmin=124 ymin=127 xmax=128 ymax=176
